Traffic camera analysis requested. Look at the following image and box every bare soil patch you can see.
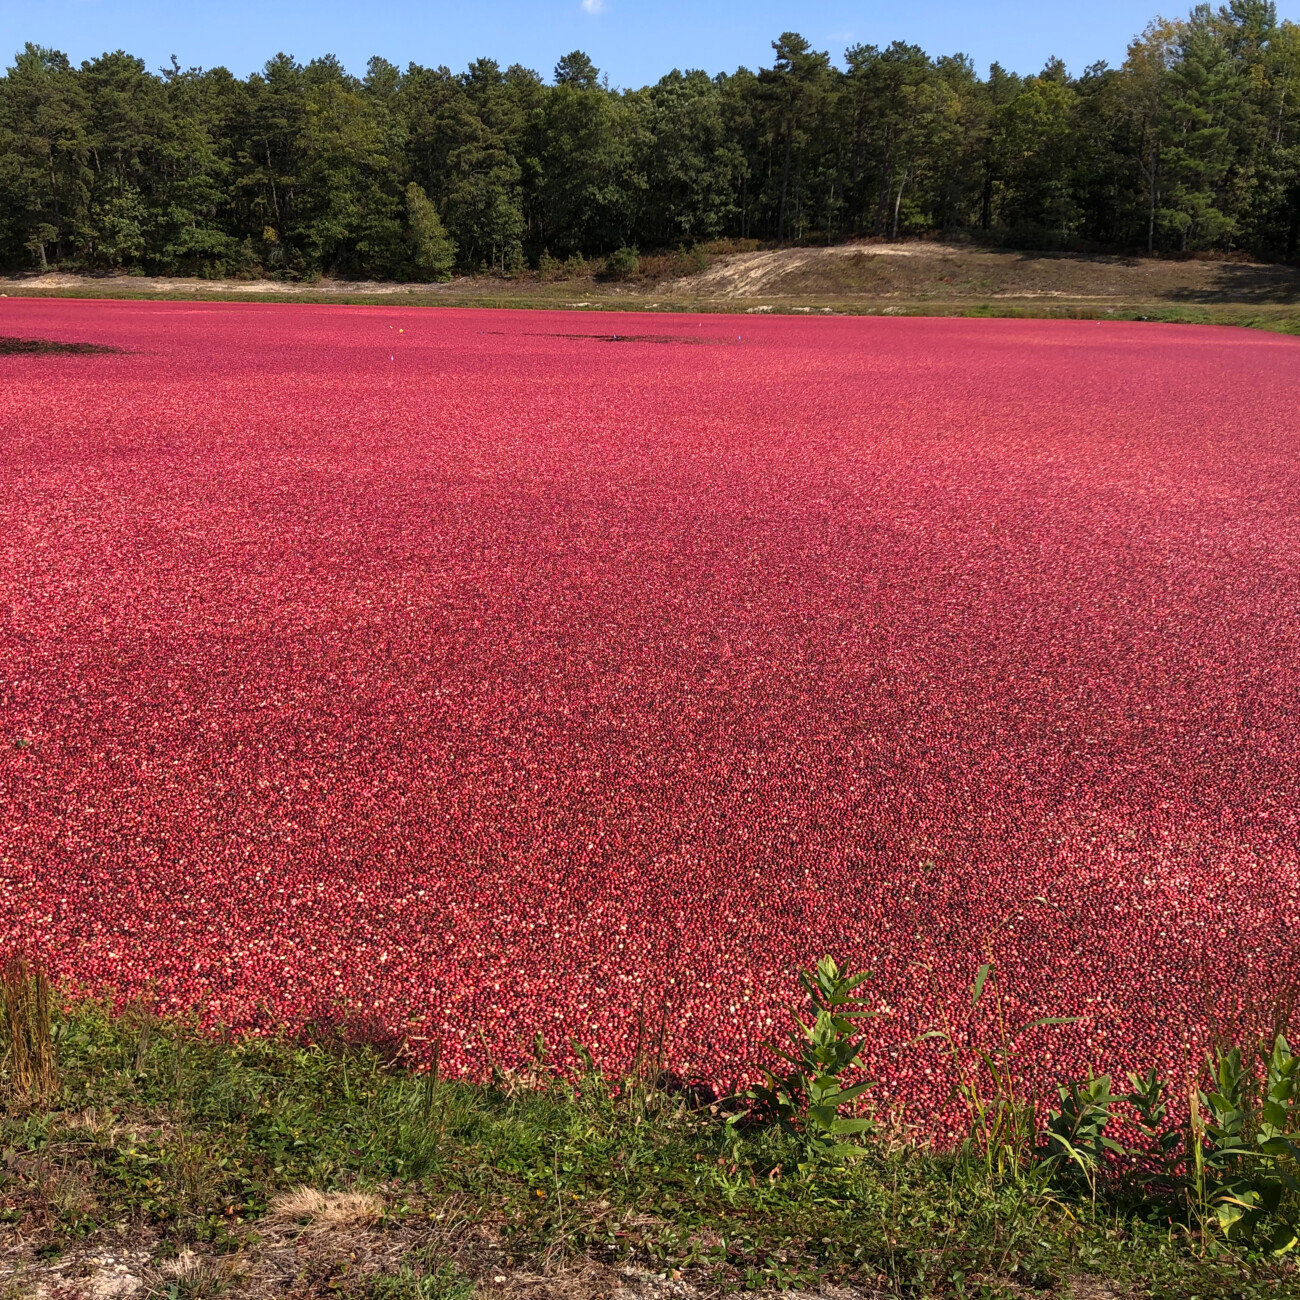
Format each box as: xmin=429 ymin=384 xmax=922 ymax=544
xmin=666 ymin=241 xmax=1300 ymax=305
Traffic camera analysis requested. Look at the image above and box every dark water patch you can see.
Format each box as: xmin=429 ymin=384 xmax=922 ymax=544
xmin=551 ymin=332 xmax=735 ymax=344
xmin=0 ymin=336 xmax=123 ymax=355
xmin=476 ymin=330 xmax=738 ymax=345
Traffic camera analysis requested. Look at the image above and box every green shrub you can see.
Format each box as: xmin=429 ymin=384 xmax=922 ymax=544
xmin=1040 ymin=1031 xmax=1300 ymax=1255
xmin=600 ymin=246 xmax=640 ymax=281
xmin=405 ymin=184 xmax=457 ymax=281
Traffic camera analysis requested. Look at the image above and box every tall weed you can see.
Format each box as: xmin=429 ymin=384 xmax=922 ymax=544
xmin=1 ymin=953 xmax=57 ymax=1103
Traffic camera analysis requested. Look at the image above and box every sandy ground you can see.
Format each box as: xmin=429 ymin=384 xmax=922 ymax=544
xmin=667 ymin=241 xmax=1300 ymax=304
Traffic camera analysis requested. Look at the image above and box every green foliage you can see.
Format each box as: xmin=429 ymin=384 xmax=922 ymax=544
xmin=744 ymin=955 xmax=877 ymax=1164
xmin=1191 ymin=1035 xmax=1300 ymax=1254
xmin=405 ymin=183 xmax=457 ymax=280
xmin=1031 ymin=1035 xmax=1300 ymax=1257
xmin=1039 ymin=1072 xmax=1123 ymax=1194
xmin=600 ymin=245 xmax=640 ymax=280
xmin=1125 ymin=1065 xmax=1183 ymax=1183
xmin=5 ymin=990 xmax=1300 ymax=1295
xmin=4 ymin=6 xmax=1300 ymax=276
xmin=369 ymin=1257 xmax=473 ymax=1300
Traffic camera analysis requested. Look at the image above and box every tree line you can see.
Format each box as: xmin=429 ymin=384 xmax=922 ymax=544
xmin=2 ymin=0 xmax=1298 ymax=279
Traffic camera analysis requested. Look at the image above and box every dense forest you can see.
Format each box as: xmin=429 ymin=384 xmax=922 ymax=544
xmin=2 ymin=0 xmax=1299 ymax=278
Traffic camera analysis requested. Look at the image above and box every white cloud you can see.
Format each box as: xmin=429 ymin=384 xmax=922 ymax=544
xmin=581 ymin=0 xmax=606 ymax=12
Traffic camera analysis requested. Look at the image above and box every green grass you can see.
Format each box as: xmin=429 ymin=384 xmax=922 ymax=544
xmin=4 ymin=1001 xmax=1300 ymax=1297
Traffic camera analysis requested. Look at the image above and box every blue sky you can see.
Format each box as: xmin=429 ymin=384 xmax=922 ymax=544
xmin=9 ymin=0 xmax=1300 ymax=85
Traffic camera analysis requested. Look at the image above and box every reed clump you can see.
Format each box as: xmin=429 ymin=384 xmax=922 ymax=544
xmin=1 ymin=952 xmax=57 ymax=1103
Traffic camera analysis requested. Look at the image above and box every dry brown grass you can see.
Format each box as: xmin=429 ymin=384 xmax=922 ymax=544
xmin=1 ymin=953 xmax=57 ymax=1103
xmin=265 ymin=1185 xmax=385 ymax=1229
xmin=142 ymin=1247 xmax=246 ymax=1297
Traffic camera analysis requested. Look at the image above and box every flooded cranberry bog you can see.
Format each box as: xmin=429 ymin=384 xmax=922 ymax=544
xmin=2 ymin=301 xmax=1298 ymax=1134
